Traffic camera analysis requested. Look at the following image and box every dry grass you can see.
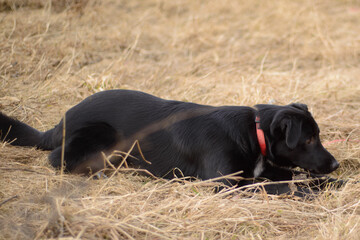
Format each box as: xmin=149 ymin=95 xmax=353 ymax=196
xmin=0 ymin=0 xmax=360 ymax=239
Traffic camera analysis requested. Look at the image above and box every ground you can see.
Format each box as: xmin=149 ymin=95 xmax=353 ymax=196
xmin=0 ymin=0 xmax=359 ymax=239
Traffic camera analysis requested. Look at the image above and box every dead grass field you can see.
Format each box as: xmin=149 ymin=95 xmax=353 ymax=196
xmin=0 ymin=0 xmax=359 ymax=239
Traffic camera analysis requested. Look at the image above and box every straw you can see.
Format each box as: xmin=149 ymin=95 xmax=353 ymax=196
xmin=0 ymin=0 xmax=359 ymax=239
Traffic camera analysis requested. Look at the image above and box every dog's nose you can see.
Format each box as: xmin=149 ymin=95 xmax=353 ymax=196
xmin=331 ymin=160 xmax=340 ymax=171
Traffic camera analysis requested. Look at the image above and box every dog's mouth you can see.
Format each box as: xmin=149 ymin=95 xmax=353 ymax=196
xmin=307 ymin=160 xmax=340 ymax=175
xmin=308 ymin=168 xmax=334 ymax=175
xmin=308 ymin=169 xmax=323 ymax=174
xmin=266 ymin=159 xmax=337 ymax=175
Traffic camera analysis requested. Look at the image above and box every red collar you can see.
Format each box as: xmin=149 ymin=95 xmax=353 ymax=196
xmin=255 ymin=115 xmax=267 ymax=156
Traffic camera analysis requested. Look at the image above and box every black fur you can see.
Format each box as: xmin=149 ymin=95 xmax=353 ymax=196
xmin=0 ymin=89 xmax=342 ymax=196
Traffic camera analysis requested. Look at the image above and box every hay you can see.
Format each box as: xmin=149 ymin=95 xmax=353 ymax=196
xmin=0 ymin=0 xmax=359 ymax=239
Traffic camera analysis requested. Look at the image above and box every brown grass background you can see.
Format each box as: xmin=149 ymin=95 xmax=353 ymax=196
xmin=0 ymin=0 xmax=359 ymax=239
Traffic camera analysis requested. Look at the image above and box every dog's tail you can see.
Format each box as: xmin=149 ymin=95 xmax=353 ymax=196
xmin=0 ymin=112 xmax=55 ymax=150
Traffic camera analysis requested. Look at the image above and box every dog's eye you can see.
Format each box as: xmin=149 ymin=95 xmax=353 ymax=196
xmin=305 ymin=137 xmax=315 ymax=145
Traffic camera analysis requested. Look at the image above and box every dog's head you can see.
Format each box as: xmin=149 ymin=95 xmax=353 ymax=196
xmin=256 ymin=103 xmax=339 ymax=174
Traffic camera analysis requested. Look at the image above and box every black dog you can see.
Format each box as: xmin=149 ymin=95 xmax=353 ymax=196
xmin=0 ymin=89 xmax=341 ymax=195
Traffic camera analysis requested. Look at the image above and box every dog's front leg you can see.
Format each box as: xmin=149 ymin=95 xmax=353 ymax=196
xmin=256 ymin=161 xmax=295 ymax=181
xmin=244 ymin=162 xmax=300 ymax=196
xmin=256 ymin=162 xmax=345 ymax=196
xmin=306 ymin=173 xmax=346 ymax=189
xmin=251 ymin=162 xmax=321 ymax=196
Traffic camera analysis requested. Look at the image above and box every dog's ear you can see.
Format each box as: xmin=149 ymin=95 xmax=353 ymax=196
xmin=290 ymin=103 xmax=308 ymax=112
xmin=283 ymin=118 xmax=302 ymax=149
xmin=271 ymin=114 xmax=302 ymax=149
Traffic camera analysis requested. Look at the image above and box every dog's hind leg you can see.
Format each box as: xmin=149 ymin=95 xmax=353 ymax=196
xmin=48 ymin=122 xmax=119 ymax=174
